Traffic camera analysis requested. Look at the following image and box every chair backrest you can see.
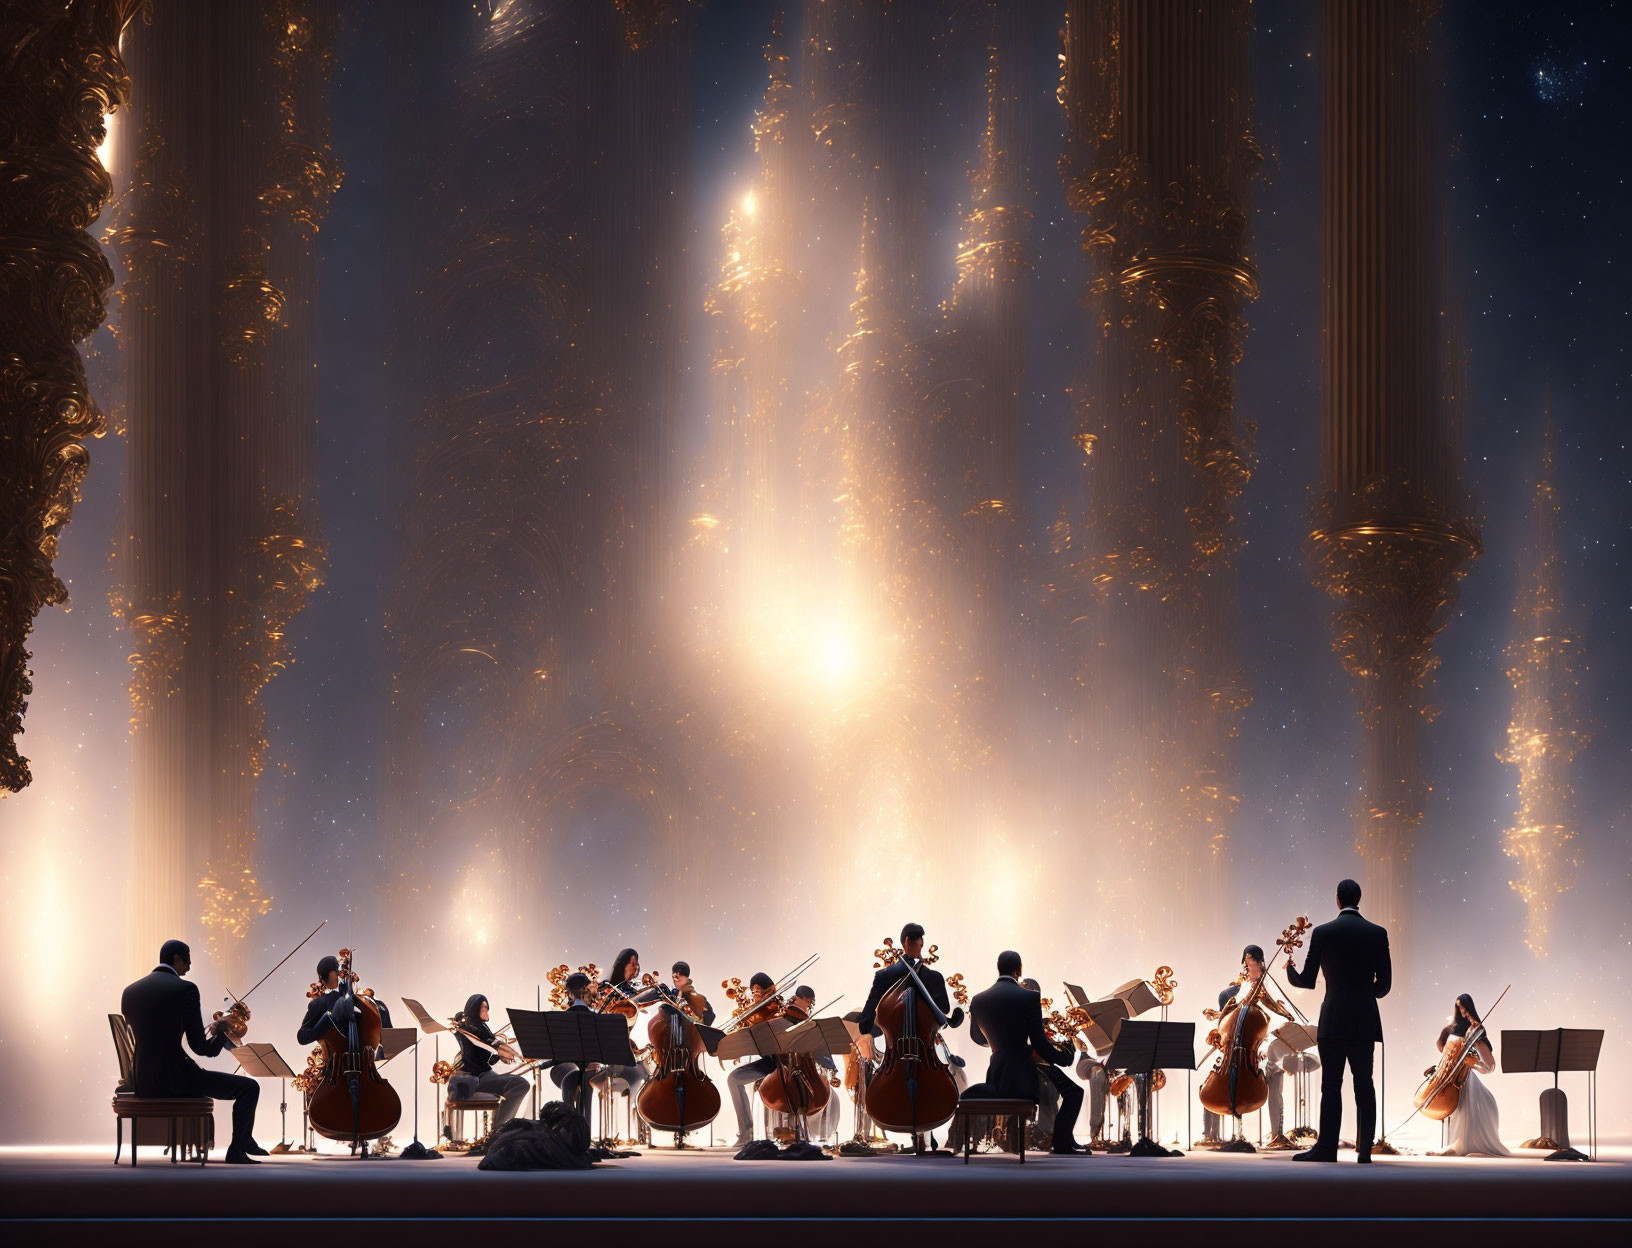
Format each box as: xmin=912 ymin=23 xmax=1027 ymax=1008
xmin=108 ymin=1013 xmax=135 ymax=1086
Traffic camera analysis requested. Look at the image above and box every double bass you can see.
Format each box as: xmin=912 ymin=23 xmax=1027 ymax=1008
xmin=863 ymin=953 xmax=960 ymax=1138
xmin=1200 ymin=918 xmax=1309 ymax=1118
xmin=308 ymin=948 xmax=402 ymax=1148
xmin=637 ymin=985 xmax=721 ymax=1137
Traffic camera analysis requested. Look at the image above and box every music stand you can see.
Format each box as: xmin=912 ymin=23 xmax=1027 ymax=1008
xmin=1081 ymin=998 xmax=1131 ymax=1056
xmin=508 ymin=1008 xmax=639 ymax=1148
xmin=718 ymin=1016 xmax=848 ymax=1156
xmin=373 ymin=1024 xmax=439 ymax=1159
xmin=234 ymin=1043 xmax=299 ymax=1153
xmin=1106 ymin=1020 xmax=1194 ymax=1157
xmin=401 ymin=997 xmax=450 ymax=1146
xmin=1111 ymin=979 xmax=1161 ymax=1018
xmin=1501 ymin=1028 xmax=1603 ymax=1161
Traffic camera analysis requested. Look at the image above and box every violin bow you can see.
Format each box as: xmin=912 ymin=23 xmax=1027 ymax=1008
xmin=720 ymin=954 xmax=820 ymax=1031
xmin=895 ymin=954 xmax=953 ymax=1028
xmin=783 ymin=994 xmax=845 ymax=1035
xmin=1387 ymin=983 xmax=1512 ymax=1139
xmin=222 ymin=918 xmax=328 ymax=1009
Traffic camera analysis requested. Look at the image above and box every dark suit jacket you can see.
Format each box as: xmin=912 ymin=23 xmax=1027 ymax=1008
xmin=855 ymin=960 xmax=954 ymax=1035
xmin=969 ymin=977 xmax=1072 ymax=1099
xmin=120 ymin=965 xmax=228 ymax=1097
xmin=1286 ymin=909 xmax=1392 ymax=1042
xmin=297 ymin=989 xmax=393 ymax=1048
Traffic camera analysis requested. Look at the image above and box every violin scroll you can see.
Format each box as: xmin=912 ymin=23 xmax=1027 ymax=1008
xmin=210 ymin=998 xmax=251 ymax=1043
xmin=1151 ymin=965 xmax=1177 ymax=1006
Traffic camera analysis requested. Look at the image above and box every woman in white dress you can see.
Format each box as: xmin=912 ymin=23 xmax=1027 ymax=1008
xmin=1430 ymin=994 xmax=1510 ymax=1157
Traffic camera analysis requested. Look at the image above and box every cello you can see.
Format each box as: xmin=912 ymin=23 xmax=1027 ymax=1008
xmin=636 ymin=985 xmax=721 ymax=1139
xmin=863 ymin=955 xmax=960 ymax=1141
xmin=1408 ymin=986 xmax=1510 ymax=1123
xmin=759 ymin=995 xmax=837 ymax=1125
xmin=1200 ymin=918 xmax=1309 ymax=1118
xmin=308 ymin=948 xmax=402 ymax=1150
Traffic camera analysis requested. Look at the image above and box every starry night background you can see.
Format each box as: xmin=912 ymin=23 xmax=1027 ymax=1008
xmin=2 ymin=0 xmax=1627 ymax=1142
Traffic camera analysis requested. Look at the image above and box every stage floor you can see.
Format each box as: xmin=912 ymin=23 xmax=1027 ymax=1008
xmin=3 ymin=1143 xmax=1627 ymax=1244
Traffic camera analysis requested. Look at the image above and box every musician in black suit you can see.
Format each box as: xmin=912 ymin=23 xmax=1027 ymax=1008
xmin=297 ymin=955 xmax=394 ymax=1051
xmin=854 ymin=922 xmax=966 ymax=1037
xmin=1285 ymin=878 xmax=1392 ymax=1163
xmin=119 ymin=939 xmax=264 ymax=1163
xmin=967 ymin=952 xmax=1088 ymax=1154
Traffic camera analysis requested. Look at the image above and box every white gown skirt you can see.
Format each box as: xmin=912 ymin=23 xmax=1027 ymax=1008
xmin=1443 ymin=1070 xmax=1510 ymax=1157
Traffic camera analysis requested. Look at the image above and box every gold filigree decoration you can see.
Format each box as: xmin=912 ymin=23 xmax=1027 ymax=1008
xmin=124 ymin=594 xmax=190 ymax=727
xmin=1500 ymin=423 xmax=1588 ymax=955
xmin=197 ymin=857 xmax=273 ymax=964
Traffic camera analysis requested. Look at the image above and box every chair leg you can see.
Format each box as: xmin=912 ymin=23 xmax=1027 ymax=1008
xmin=169 ymin=1117 xmax=177 ymax=1165
xmin=115 ymin=1117 xmax=122 ymax=1165
xmin=1015 ymin=1115 xmax=1025 ymax=1164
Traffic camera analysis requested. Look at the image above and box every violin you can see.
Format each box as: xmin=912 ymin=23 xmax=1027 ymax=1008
xmin=721 ymin=977 xmax=783 ymax=1030
xmin=599 ymin=971 xmax=659 ymax=1021
xmin=759 ymin=997 xmax=833 ymax=1119
xmin=209 ymin=998 xmax=251 ymax=1045
xmin=637 ymin=985 xmax=722 ymax=1136
xmin=863 ymin=954 xmax=960 ymax=1137
xmin=1200 ymin=917 xmax=1309 ymax=1119
xmin=307 ymin=948 xmax=402 ymax=1147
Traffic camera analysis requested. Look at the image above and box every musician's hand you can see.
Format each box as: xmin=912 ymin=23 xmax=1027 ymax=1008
xmin=949 ymin=1006 xmax=965 ymax=1029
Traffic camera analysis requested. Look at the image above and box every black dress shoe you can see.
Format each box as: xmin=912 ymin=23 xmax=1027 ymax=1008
xmin=1356 ymin=1151 xmax=1372 ymax=1164
xmin=1051 ymin=1142 xmax=1092 ymax=1154
xmin=244 ymin=1140 xmax=269 ymax=1156
xmin=1293 ymin=1148 xmax=1338 ymax=1163
xmin=223 ymin=1149 xmax=261 ymax=1164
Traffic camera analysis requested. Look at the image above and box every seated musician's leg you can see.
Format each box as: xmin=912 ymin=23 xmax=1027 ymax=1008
xmin=726 ymin=1062 xmax=765 ymax=1146
xmin=195 ymin=1068 xmax=261 ymax=1160
xmin=1044 ymin=1066 xmax=1084 ymax=1152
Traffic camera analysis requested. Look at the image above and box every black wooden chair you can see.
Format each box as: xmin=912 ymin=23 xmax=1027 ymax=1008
xmin=108 ymin=1013 xmax=214 ymax=1165
xmin=952 ymin=1095 xmax=1038 ymax=1163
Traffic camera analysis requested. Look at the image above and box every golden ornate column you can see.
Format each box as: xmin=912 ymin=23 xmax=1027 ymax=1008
xmin=1306 ymin=0 xmax=1479 ymax=947
xmin=1059 ymin=0 xmax=1258 ymax=925
xmin=115 ymin=2 xmax=337 ymax=977
xmin=1501 ymin=420 xmax=1586 ymax=955
xmin=0 ymin=0 xmax=140 ymax=794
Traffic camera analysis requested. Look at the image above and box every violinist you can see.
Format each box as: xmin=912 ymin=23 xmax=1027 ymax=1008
xmin=725 ymin=971 xmax=778 ymax=1149
xmin=968 ymin=952 xmax=1088 ymax=1155
xmin=449 ymin=994 xmax=531 ymax=1129
xmin=1427 ymin=995 xmax=1509 ymax=1157
xmin=298 ymin=954 xmax=395 ymax=1055
xmin=119 ymin=939 xmax=265 ymax=1163
xmin=587 ymin=948 xmax=648 ymax=1103
xmin=855 ymin=922 xmax=964 ymax=1038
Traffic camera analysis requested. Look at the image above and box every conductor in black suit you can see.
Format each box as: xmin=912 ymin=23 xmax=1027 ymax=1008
xmin=854 ymin=922 xmax=966 ymax=1036
xmin=1285 ymin=879 xmax=1392 ymax=1163
xmin=120 ymin=939 xmax=264 ymax=1163
xmin=967 ymin=951 xmax=1089 ymax=1154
